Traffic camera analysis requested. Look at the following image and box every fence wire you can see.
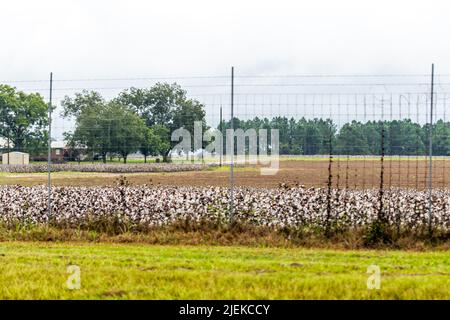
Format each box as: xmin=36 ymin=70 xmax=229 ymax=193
xmin=1 ymin=71 xmax=449 ymax=235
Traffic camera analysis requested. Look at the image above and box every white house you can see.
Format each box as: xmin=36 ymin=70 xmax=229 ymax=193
xmin=2 ymin=152 xmax=30 ymax=165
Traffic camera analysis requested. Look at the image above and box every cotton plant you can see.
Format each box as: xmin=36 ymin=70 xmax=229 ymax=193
xmin=0 ymin=163 xmax=216 ymax=174
xmin=1 ymin=185 xmax=449 ymax=233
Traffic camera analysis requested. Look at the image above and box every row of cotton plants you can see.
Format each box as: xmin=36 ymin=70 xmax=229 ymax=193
xmin=0 ymin=163 xmax=216 ymax=173
xmin=1 ymin=185 xmax=449 ymax=231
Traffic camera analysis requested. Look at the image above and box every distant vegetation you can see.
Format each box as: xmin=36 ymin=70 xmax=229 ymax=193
xmin=0 ymin=85 xmax=49 ymax=155
xmin=61 ymin=83 xmax=206 ymax=163
xmin=2 ymin=83 xmax=450 ymax=163
xmin=219 ymin=117 xmax=450 ymax=156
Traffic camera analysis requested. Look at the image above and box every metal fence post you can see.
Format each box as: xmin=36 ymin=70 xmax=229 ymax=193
xmin=220 ymin=105 xmax=223 ymax=167
xmin=48 ymin=72 xmax=53 ymax=219
xmin=6 ymin=128 xmax=10 ymax=164
xmin=229 ymin=67 xmax=235 ymax=223
xmin=428 ymin=64 xmax=435 ymax=236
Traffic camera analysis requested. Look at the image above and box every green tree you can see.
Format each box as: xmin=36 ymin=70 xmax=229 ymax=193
xmin=25 ymin=130 xmax=50 ymax=158
xmin=433 ymin=120 xmax=450 ymax=156
xmin=139 ymin=127 xmax=168 ymax=163
xmin=150 ymin=124 xmax=171 ymax=161
xmin=0 ymin=84 xmax=49 ymax=153
xmin=336 ymin=121 xmax=369 ymax=155
xmin=62 ymin=91 xmax=109 ymax=162
xmin=107 ymin=103 xmax=147 ymax=163
xmin=116 ymin=84 xmax=186 ymax=127
xmin=61 ymin=90 xmax=105 ymax=118
xmin=116 ymin=83 xmax=207 ymax=161
xmin=62 ymin=91 xmax=147 ymax=163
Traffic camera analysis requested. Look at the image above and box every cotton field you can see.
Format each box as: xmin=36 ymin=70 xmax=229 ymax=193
xmin=1 ymin=185 xmax=449 ymax=231
xmin=0 ymin=163 xmax=216 ymax=173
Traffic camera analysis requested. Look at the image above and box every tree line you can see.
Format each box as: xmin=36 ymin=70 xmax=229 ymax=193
xmin=219 ymin=117 xmax=450 ymax=156
xmin=2 ymin=83 xmax=450 ymax=162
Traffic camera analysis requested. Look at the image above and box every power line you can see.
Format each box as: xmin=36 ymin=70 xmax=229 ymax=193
xmin=4 ymin=73 xmax=450 ymax=84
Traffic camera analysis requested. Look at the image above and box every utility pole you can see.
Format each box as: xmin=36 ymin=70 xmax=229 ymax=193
xmin=428 ymin=64 xmax=435 ymax=237
xmin=6 ymin=128 xmax=10 ymax=165
xmin=229 ymin=67 xmax=235 ymax=223
xmin=220 ymin=105 xmax=223 ymax=167
xmin=48 ymin=72 xmax=53 ymax=218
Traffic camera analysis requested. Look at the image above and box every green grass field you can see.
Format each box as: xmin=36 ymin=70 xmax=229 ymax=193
xmin=0 ymin=242 xmax=448 ymax=299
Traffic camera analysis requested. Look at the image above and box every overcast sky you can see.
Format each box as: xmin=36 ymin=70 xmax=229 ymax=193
xmin=2 ymin=0 xmax=450 ymax=140
xmin=2 ymin=0 xmax=450 ymax=80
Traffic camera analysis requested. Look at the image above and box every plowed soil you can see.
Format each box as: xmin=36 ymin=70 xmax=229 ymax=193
xmin=1 ymin=159 xmax=448 ymax=189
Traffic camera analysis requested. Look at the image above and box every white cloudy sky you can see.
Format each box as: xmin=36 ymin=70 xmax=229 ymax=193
xmin=2 ymin=0 xmax=450 ymax=140
xmin=2 ymin=0 xmax=450 ymax=80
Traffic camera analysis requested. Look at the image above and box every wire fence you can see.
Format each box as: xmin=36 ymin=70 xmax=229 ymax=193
xmin=1 ymin=68 xmax=450 ymax=236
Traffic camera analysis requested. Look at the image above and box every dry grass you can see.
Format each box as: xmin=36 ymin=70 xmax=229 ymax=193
xmin=1 ymin=222 xmax=448 ymax=250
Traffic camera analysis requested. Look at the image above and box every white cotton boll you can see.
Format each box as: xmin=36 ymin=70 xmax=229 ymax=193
xmin=0 ymin=185 xmax=449 ymax=231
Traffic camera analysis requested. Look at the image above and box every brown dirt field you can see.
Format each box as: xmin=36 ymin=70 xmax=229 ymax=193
xmin=1 ymin=159 xmax=449 ymax=189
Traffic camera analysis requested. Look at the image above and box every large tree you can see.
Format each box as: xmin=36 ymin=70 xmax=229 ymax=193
xmin=116 ymin=83 xmax=186 ymax=127
xmin=62 ymin=91 xmax=147 ymax=163
xmin=61 ymin=90 xmax=105 ymax=119
xmin=116 ymin=83 xmax=207 ymax=161
xmin=107 ymin=102 xmax=147 ymax=163
xmin=139 ymin=126 xmax=170 ymax=163
xmin=336 ymin=121 xmax=370 ymax=155
xmin=433 ymin=120 xmax=450 ymax=156
xmin=62 ymin=91 xmax=109 ymax=162
xmin=0 ymin=84 xmax=49 ymax=153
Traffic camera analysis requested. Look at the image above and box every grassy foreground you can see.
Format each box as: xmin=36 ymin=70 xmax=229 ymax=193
xmin=0 ymin=242 xmax=449 ymax=299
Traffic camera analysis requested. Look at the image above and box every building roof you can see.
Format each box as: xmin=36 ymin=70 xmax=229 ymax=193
xmin=51 ymin=141 xmax=66 ymax=149
xmin=3 ymin=151 xmax=29 ymax=155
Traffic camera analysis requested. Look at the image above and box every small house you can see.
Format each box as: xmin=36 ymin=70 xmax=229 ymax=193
xmin=2 ymin=152 xmax=30 ymax=165
xmin=51 ymin=141 xmax=66 ymax=162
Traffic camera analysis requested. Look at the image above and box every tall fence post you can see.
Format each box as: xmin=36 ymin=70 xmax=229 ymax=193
xmin=48 ymin=72 xmax=53 ymax=218
xmin=428 ymin=64 xmax=435 ymax=237
xmin=220 ymin=105 xmax=223 ymax=167
xmin=229 ymin=66 xmax=235 ymax=223
xmin=6 ymin=128 xmax=10 ymax=164
xmin=378 ymin=99 xmax=386 ymax=224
